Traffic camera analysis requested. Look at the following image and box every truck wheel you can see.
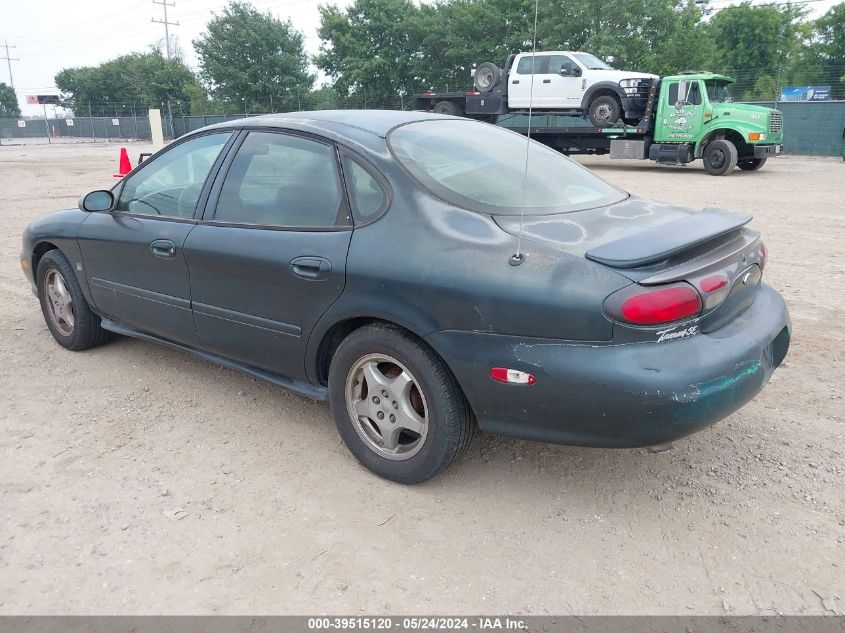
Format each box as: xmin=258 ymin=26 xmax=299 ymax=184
xmin=738 ymin=156 xmax=767 ymax=171
xmin=433 ymin=100 xmax=463 ymax=117
xmin=588 ymin=95 xmax=621 ymax=127
xmin=474 ymin=62 xmax=500 ymax=94
xmin=703 ymin=139 xmax=738 ymax=176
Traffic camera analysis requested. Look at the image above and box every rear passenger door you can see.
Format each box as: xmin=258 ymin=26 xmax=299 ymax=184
xmin=508 ymin=54 xmax=548 ymax=109
xmin=183 ymin=130 xmax=353 ymax=380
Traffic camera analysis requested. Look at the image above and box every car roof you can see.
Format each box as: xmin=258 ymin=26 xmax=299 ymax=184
xmin=202 ymin=109 xmax=453 ymax=139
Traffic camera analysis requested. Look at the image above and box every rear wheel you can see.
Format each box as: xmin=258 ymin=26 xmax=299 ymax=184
xmin=37 ymin=250 xmax=109 ymax=351
xmin=738 ymin=156 xmax=767 ymax=171
xmin=328 ymin=324 xmax=474 ymax=484
xmin=588 ymin=95 xmax=622 ymax=127
xmin=703 ymin=139 xmax=738 ymax=176
xmin=473 ymin=62 xmax=501 ymax=94
xmin=433 ymin=100 xmax=463 ymax=117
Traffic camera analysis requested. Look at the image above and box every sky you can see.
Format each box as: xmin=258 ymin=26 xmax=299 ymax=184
xmin=2 ymin=0 xmax=842 ymax=116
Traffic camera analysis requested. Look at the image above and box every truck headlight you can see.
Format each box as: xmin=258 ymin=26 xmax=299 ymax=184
xmin=619 ymin=79 xmax=642 ymax=95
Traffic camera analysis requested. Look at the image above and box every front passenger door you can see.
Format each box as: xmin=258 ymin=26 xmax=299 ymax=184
xmin=543 ymin=55 xmax=582 ymax=108
xmin=183 ymin=130 xmax=353 ymax=380
xmin=77 ymin=132 xmax=233 ymax=345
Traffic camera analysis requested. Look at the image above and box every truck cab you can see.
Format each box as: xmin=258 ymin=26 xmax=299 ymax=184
xmin=652 ymin=73 xmax=784 ymax=174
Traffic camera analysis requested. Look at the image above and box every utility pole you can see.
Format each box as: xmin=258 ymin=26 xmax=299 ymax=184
xmin=151 ymin=0 xmax=178 ymax=59
xmin=1 ymin=40 xmax=19 ymax=88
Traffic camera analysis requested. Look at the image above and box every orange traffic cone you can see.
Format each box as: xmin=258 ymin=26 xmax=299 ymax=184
xmin=113 ymin=147 xmax=132 ymax=178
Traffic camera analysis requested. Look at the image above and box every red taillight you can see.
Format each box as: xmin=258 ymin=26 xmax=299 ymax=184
xmin=759 ymin=242 xmax=767 ymax=269
xmin=608 ymin=284 xmax=702 ymax=325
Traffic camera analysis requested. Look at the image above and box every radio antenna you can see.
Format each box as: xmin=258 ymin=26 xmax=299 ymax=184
xmin=510 ymin=0 xmax=540 ymax=267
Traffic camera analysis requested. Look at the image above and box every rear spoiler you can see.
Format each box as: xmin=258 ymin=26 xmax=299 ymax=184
xmin=585 ymin=208 xmax=752 ymax=269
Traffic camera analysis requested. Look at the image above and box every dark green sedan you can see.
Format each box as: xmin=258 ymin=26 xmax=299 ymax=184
xmin=21 ymin=110 xmax=790 ymax=483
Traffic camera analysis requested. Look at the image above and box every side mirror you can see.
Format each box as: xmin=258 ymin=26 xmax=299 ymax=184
xmin=559 ymin=68 xmax=571 ymax=76
xmin=79 ymin=190 xmax=114 ymax=212
xmin=675 ymin=80 xmax=688 ymax=110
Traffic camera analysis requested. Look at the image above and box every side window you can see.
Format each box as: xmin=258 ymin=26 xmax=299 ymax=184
xmin=515 ymin=55 xmax=548 ymax=75
xmin=116 ymin=132 xmax=231 ymax=218
xmin=214 ymin=131 xmax=342 ymax=228
xmin=667 ymin=82 xmax=702 ymax=106
xmin=548 ymin=55 xmax=577 ymax=75
xmin=344 ymin=157 xmax=387 ymax=221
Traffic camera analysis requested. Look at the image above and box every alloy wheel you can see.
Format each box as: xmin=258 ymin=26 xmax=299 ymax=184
xmin=345 ymin=353 xmax=429 ymax=461
xmin=45 ymin=269 xmax=75 ymax=336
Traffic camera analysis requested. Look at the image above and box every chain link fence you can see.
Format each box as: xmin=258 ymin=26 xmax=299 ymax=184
xmin=2 ymin=89 xmax=844 ymax=156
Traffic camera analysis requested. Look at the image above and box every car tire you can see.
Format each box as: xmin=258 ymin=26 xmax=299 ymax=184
xmin=703 ymin=139 xmax=739 ymax=176
xmin=737 ymin=156 xmax=767 ymax=171
xmin=328 ymin=323 xmax=474 ymax=484
xmin=433 ymin=100 xmax=464 ymax=117
xmin=588 ymin=95 xmax=622 ymax=127
xmin=473 ymin=62 xmax=501 ymax=94
xmin=37 ymin=249 xmax=109 ymax=351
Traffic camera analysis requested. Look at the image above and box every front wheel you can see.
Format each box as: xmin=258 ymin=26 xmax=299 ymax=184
xmin=738 ymin=156 xmax=767 ymax=171
xmin=587 ymin=95 xmax=621 ymax=127
xmin=703 ymin=139 xmax=738 ymax=176
xmin=37 ymin=250 xmax=109 ymax=351
xmin=328 ymin=324 xmax=474 ymax=484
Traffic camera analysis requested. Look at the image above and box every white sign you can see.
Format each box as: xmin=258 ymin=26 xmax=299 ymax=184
xmin=111 ymin=118 xmax=120 ymax=126
xmin=17 ymin=120 xmax=25 ymax=128
xmin=66 ymin=118 xmax=74 ymax=126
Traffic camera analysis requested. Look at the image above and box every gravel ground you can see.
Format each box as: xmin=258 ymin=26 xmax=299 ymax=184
xmin=0 ymin=140 xmax=842 ymax=615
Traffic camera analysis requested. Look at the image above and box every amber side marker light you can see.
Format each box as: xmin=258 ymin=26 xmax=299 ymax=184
xmin=21 ymin=259 xmax=29 ymax=270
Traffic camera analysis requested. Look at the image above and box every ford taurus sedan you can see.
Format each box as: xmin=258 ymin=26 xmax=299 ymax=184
xmin=21 ymin=110 xmax=791 ymax=483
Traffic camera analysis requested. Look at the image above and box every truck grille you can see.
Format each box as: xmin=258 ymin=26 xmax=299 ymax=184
xmin=769 ymin=111 xmax=783 ymax=133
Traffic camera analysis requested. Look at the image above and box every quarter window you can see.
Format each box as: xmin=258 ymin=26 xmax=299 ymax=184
xmin=344 ymin=158 xmax=387 ymax=220
xmin=116 ymin=132 xmax=231 ymax=218
xmin=215 ymin=132 xmax=343 ymax=228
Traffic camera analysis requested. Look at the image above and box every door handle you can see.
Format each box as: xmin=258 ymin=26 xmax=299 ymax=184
xmin=512 ymin=80 xmax=520 ymax=84
xmin=542 ymin=79 xmax=551 ymax=83
xmin=290 ymin=256 xmax=331 ymax=281
xmin=149 ymin=239 xmax=176 ymax=259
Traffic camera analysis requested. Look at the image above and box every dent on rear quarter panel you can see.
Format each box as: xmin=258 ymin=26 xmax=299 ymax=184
xmin=330 ymin=162 xmax=630 ymax=343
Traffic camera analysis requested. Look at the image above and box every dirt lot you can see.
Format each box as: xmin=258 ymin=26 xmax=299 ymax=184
xmin=0 ymin=140 xmax=842 ymax=615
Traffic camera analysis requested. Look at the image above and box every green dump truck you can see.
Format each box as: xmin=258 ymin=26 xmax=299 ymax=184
xmin=414 ymin=63 xmax=784 ymax=176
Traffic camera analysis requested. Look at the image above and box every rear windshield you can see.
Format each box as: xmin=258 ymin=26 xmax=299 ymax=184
xmin=388 ymin=120 xmax=626 ymax=216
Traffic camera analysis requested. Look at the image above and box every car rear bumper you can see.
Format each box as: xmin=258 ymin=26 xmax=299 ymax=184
xmin=426 ymin=283 xmax=790 ymax=448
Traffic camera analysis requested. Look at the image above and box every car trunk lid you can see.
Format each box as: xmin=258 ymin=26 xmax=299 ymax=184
xmin=493 ymin=198 xmax=766 ymax=332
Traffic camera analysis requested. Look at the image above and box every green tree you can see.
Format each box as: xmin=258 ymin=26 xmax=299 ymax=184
xmin=0 ymin=82 xmax=20 ymax=118
xmin=316 ymin=0 xmax=426 ymax=103
xmin=538 ymin=0 xmax=712 ymax=75
xmin=812 ymin=3 xmax=845 ymax=67
xmin=707 ymin=2 xmax=805 ymax=75
xmin=193 ymin=1 xmax=314 ymax=112
xmin=55 ymin=50 xmax=200 ymax=115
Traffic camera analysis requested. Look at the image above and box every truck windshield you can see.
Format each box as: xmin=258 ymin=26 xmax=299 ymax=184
xmin=706 ymin=80 xmax=733 ymax=103
xmin=572 ymin=53 xmax=612 ymax=70
xmin=388 ymin=120 xmax=627 ymax=216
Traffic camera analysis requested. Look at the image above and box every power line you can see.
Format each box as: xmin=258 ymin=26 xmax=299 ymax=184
xmin=1 ymin=39 xmax=19 ymax=89
xmin=152 ymin=0 xmax=179 ymax=60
